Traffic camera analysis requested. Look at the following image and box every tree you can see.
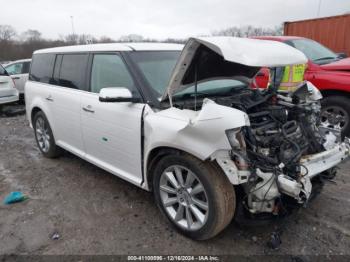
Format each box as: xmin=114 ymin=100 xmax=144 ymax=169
xmin=119 ymin=34 xmax=144 ymax=42
xmin=0 ymin=25 xmax=16 ymax=41
xmin=21 ymin=29 xmax=42 ymax=42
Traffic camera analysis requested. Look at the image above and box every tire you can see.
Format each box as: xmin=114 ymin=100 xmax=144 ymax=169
xmin=321 ymin=96 xmax=350 ymax=136
xmin=33 ymin=111 xmax=61 ymax=158
xmin=153 ymin=153 xmax=235 ymax=240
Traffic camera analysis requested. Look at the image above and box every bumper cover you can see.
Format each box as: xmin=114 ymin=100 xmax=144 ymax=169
xmin=300 ymin=139 xmax=350 ymax=178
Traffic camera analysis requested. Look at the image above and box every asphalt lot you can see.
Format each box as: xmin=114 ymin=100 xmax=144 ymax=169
xmin=0 ymin=104 xmax=350 ymax=256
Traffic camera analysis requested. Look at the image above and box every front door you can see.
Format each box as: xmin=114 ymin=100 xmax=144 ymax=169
xmin=80 ymin=53 xmax=144 ymax=185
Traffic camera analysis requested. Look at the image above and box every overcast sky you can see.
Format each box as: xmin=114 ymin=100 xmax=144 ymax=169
xmin=1 ymin=0 xmax=349 ymax=40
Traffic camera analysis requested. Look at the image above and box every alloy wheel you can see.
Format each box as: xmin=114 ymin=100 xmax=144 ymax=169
xmin=35 ymin=116 xmax=50 ymax=153
xmin=159 ymin=165 xmax=209 ymax=231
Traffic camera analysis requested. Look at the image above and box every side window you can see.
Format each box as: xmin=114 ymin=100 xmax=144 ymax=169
xmin=5 ymin=63 xmax=23 ymax=75
xmin=22 ymin=62 xmax=31 ymax=74
xmin=29 ymin=54 xmax=55 ymax=84
xmin=58 ymin=54 xmax=89 ymax=90
xmin=90 ymin=54 xmax=136 ymax=95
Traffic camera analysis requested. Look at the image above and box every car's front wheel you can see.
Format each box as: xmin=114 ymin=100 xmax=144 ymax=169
xmin=33 ymin=111 xmax=61 ymax=158
xmin=153 ymin=153 xmax=235 ymax=240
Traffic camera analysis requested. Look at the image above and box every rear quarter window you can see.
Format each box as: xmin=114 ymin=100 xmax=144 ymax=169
xmin=58 ymin=54 xmax=89 ymax=91
xmin=29 ymin=54 xmax=55 ymax=84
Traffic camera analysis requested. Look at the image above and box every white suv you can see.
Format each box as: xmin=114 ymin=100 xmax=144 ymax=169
xmin=0 ymin=64 xmax=19 ymax=107
xmin=26 ymin=37 xmax=349 ymax=240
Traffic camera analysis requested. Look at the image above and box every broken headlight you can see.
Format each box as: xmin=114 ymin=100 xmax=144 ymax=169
xmin=225 ymin=128 xmax=246 ymax=149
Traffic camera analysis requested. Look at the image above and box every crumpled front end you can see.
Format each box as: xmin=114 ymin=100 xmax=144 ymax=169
xmin=212 ymin=82 xmax=350 ymax=215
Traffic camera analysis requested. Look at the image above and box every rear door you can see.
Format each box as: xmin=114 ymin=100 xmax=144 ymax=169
xmin=49 ymin=54 xmax=89 ymax=157
xmin=80 ymin=53 xmax=145 ymax=185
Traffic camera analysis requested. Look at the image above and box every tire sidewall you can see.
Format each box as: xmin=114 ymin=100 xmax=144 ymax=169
xmin=153 ymin=154 xmax=220 ymax=240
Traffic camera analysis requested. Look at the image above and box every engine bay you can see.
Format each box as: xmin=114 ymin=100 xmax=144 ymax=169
xmin=173 ymin=82 xmax=346 ymax=216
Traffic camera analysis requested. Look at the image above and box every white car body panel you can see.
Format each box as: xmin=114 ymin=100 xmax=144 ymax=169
xmin=0 ymin=75 xmax=19 ymax=105
xmin=143 ymin=99 xmax=249 ymax=181
xmin=48 ymin=86 xmax=85 ymax=157
xmin=80 ymin=91 xmax=144 ymax=186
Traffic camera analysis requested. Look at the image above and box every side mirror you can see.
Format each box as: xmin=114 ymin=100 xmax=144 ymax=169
xmin=99 ymin=87 xmax=140 ymax=103
xmin=336 ymin=52 xmax=347 ymax=59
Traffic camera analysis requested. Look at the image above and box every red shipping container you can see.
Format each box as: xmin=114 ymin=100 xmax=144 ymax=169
xmin=284 ymin=14 xmax=350 ymax=56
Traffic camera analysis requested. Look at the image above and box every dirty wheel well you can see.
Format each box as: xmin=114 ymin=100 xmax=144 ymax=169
xmin=31 ymin=107 xmax=42 ymax=125
xmin=146 ymin=147 xmax=195 ymax=191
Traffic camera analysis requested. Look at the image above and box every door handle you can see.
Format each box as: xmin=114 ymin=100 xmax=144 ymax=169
xmin=46 ymin=95 xmax=54 ymax=102
xmin=82 ymin=105 xmax=95 ymax=113
xmin=12 ymin=76 xmax=20 ymax=80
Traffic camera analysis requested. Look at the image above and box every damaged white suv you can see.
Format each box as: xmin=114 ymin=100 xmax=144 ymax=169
xmin=26 ymin=37 xmax=350 ymax=240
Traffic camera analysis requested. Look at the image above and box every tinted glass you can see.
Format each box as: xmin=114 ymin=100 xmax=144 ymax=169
xmin=289 ymin=39 xmax=337 ymax=64
xmin=5 ymin=63 xmax=23 ymax=75
xmin=129 ymin=51 xmax=180 ymax=96
xmin=0 ymin=64 xmax=8 ymax=76
xmin=174 ymin=79 xmax=247 ymax=99
xmin=59 ymin=54 xmax=89 ymax=90
xmin=29 ymin=54 xmax=55 ymax=83
xmin=22 ymin=62 xmax=31 ymax=74
xmin=91 ymin=54 xmax=135 ymax=94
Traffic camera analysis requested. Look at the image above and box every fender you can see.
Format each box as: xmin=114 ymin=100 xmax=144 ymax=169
xmin=143 ymin=99 xmax=250 ymax=188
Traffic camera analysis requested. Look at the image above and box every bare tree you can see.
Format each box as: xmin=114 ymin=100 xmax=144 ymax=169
xmin=212 ymin=24 xmax=283 ymax=37
xmin=99 ymin=36 xmax=115 ymax=43
xmin=0 ymin=25 xmax=16 ymax=41
xmin=64 ymin=34 xmax=78 ymax=45
xmin=21 ymin=29 xmax=42 ymax=42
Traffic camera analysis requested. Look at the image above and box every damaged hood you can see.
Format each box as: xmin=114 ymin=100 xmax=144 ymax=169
xmin=161 ymin=37 xmax=308 ymax=101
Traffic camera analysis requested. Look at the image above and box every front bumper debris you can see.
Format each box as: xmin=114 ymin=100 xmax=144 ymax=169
xmin=300 ymin=139 xmax=350 ymax=178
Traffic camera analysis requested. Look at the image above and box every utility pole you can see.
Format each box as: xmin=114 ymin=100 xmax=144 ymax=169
xmin=70 ymin=16 xmax=76 ymax=44
xmin=317 ymin=0 xmax=323 ymax=17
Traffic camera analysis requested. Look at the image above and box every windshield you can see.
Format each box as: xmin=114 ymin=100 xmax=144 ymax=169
xmin=288 ymin=39 xmax=338 ymax=64
xmin=129 ymin=51 xmax=180 ymax=96
xmin=0 ymin=64 xmax=8 ymax=76
xmin=173 ymin=79 xmax=248 ymax=99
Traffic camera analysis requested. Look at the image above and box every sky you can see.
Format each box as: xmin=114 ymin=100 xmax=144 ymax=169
xmin=1 ymin=0 xmax=349 ymax=40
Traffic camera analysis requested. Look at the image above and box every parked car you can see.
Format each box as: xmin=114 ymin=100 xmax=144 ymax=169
xmin=253 ymin=36 xmax=350 ymax=135
xmin=25 ymin=38 xmax=349 ymax=240
xmin=0 ymin=64 xmax=19 ymax=108
xmin=4 ymin=59 xmax=31 ymax=100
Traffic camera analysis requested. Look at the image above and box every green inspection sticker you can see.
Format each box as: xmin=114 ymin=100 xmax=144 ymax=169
xmin=102 ymin=137 xmax=108 ymax=142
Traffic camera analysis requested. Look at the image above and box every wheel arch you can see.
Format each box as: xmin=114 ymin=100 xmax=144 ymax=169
xmin=146 ymin=146 xmax=186 ymax=191
xmin=31 ymin=106 xmax=42 ymax=126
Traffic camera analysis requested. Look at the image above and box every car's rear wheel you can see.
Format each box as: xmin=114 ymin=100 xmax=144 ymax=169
xmin=153 ymin=153 xmax=235 ymax=240
xmin=321 ymin=96 xmax=350 ymax=136
xmin=33 ymin=111 xmax=61 ymax=158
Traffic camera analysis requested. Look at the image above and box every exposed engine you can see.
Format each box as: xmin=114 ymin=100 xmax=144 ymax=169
xmin=215 ymin=82 xmax=342 ymax=216
xmin=173 ymin=81 xmax=347 ymax=216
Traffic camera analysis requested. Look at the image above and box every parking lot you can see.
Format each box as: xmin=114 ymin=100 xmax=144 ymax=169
xmin=0 ymin=104 xmax=350 ymax=256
